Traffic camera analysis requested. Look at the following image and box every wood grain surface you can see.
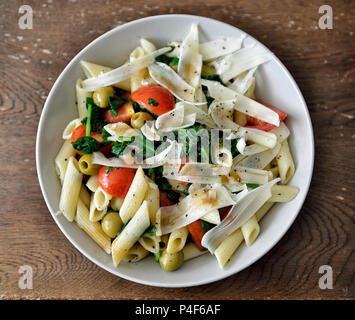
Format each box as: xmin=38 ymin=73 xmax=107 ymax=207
xmin=0 ymin=0 xmax=354 ymax=300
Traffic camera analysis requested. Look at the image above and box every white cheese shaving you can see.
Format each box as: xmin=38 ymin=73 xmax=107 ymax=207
xmin=148 ymin=62 xmax=196 ymax=102
xmin=178 ymin=23 xmax=203 ymax=89
xmin=81 ymin=47 xmax=171 ymax=91
xmin=199 ymin=35 xmax=245 ymax=61
xmin=201 ymin=178 xmax=280 ymax=253
xmin=228 ymin=67 xmax=257 ymax=94
xmin=157 ymin=184 xmax=235 ymax=235
xmin=202 ymin=79 xmax=280 ymax=126
xmin=210 ymin=45 xmax=273 ymax=83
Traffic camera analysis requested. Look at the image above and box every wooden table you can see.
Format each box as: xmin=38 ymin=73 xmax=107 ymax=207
xmin=0 ymin=0 xmax=354 ymax=300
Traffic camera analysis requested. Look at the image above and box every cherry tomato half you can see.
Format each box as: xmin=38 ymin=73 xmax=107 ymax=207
xmin=130 ymin=85 xmax=175 ymax=116
xmin=245 ymin=102 xmax=288 ymax=131
xmin=104 ymin=101 xmax=135 ymax=124
xmin=98 ymin=166 xmax=136 ymax=198
xmin=159 ymin=191 xmax=177 ymax=207
xmin=71 ymin=124 xmax=112 ymax=156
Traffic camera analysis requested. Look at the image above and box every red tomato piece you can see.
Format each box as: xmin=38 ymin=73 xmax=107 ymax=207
xmin=245 ymin=101 xmax=288 ymax=131
xmin=130 ymin=85 xmax=175 ymax=116
xmin=159 ymin=191 xmax=177 ymax=207
xmin=187 ymin=220 xmax=205 ymax=251
xmin=98 ymin=166 xmax=136 ymax=198
xmin=219 ymin=206 xmax=232 ymax=220
xmin=104 ymin=101 xmax=135 ymax=124
xmin=71 ymin=124 xmax=111 ymax=156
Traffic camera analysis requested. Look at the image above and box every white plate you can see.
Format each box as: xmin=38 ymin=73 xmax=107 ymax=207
xmin=36 ymin=14 xmax=314 ymax=287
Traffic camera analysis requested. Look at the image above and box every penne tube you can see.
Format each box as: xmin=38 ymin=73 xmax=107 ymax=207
xmin=122 ymin=242 xmax=150 ymax=263
xmin=241 ymin=215 xmax=260 ymax=247
xmin=215 ymin=201 xmax=275 ymax=268
xmin=93 ymin=186 xmax=112 ymax=211
xmin=55 ymin=139 xmax=76 ymax=184
xmin=276 ymin=139 xmax=295 ymax=184
xmin=119 ymin=167 xmax=149 ymax=223
xmin=75 ymin=199 xmax=111 ymax=254
xmin=269 ymin=185 xmax=299 ymax=202
xmin=86 ymin=174 xmax=99 ymax=192
xmin=59 ymin=157 xmax=83 ymax=222
xmin=215 ymin=228 xmax=244 ymax=268
xmin=167 ymin=227 xmax=189 ymax=254
xmin=130 ymin=46 xmax=151 ymax=92
xmin=62 ymin=118 xmax=82 ymax=140
xmin=79 ymin=185 xmax=91 ymax=208
xmin=138 ymin=235 xmax=161 ymax=254
xmin=144 ymin=181 xmax=160 ymax=224
xmin=111 ymin=201 xmax=150 ymax=267
xmin=89 ymin=192 xmax=107 ymax=222
xmin=76 ymin=79 xmax=91 ymax=118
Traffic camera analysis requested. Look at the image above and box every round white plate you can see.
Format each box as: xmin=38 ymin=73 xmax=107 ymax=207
xmin=36 ymin=14 xmax=314 ymax=287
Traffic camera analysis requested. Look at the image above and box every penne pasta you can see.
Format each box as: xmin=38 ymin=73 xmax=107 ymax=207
xmin=269 ymin=185 xmax=299 ymax=202
xmin=62 ymin=118 xmax=82 ymax=140
xmin=76 ymin=79 xmax=91 ymax=118
xmin=144 ymin=181 xmax=160 ymax=224
xmin=119 ymin=167 xmax=149 ymax=224
xmin=167 ymin=227 xmax=189 ymax=254
xmin=55 ymin=139 xmax=76 ymax=184
xmin=122 ymin=242 xmax=150 ymax=263
xmin=93 ymin=186 xmax=112 ymax=211
xmin=89 ymin=192 xmax=107 ymax=222
xmin=241 ymin=215 xmax=260 ymax=247
xmin=75 ymin=199 xmax=111 ymax=254
xmin=79 ymin=185 xmax=91 ymax=208
xmin=276 ymin=139 xmax=295 ymax=184
xmin=138 ymin=235 xmax=161 ymax=254
xmin=59 ymin=157 xmax=83 ymax=222
xmin=111 ymin=200 xmax=150 ymax=267
xmin=86 ymin=174 xmax=99 ymax=192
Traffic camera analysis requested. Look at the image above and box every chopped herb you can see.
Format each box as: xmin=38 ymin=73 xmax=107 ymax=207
xmin=201 ymin=220 xmax=214 ymax=233
xmin=171 ymin=56 xmax=179 ymax=66
xmin=166 ymin=190 xmax=180 ymax=203
xmin=155 ymin=54 xmax=173 ymax=65
xmin=130 ymin=98 xmax=158 ymax=119
xmin=246 ymin=183 xmax=259 ymax=189
xmin=112 ymin=139 xmax=134 ymax=157
xmin=108 ymin=95 xmax=126 ymax=117
xmin=71 ymin=136 xmax=101 ymax=154
xmin=141 ymin=225 xmax=157 ymax=238
xmin=201 ymin=74 xmax=224 ymax=85
xmin=182 ymin=185 xmax=190 ymax=196
xmin=105 ymin=166 xmax=113 ymax=173
xmin=81 ymin=97 xmax=107 ymax=133
xmin=101 ymin=128 xmax=111 ymax=143
xmin=155 ymin=251 xmax=161 ymax=263
xmin=86 ymin=100 xmax=93 ymax=136
xmin=148 ymin=98 xmax=159 ymax=107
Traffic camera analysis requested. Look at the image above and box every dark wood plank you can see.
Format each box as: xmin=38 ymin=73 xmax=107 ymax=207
xmin=0 ymin=0 xmax=354 ymax=299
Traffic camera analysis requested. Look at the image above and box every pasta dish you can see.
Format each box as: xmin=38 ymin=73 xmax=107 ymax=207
xmin=55 ymin=24 xmax=299 ymax=272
